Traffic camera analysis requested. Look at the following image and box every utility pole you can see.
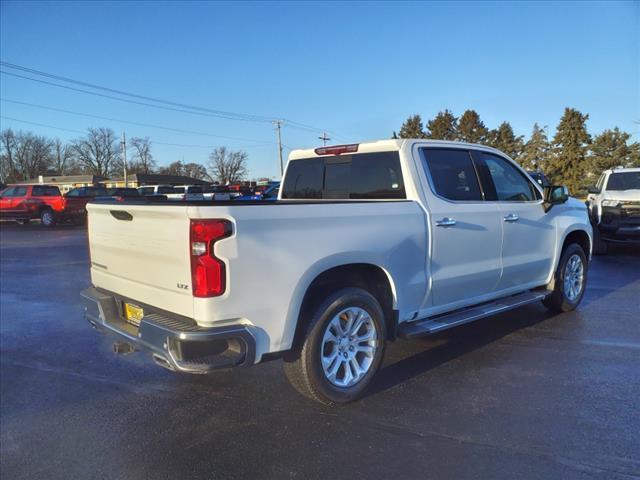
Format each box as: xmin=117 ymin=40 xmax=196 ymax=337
xmin=274 ymin=120 xmax=284 ymax=177
xmin=122 ymin=131 xmax=128 ymax=187
xmin=318 ymin=131 xmax=331 ymax=146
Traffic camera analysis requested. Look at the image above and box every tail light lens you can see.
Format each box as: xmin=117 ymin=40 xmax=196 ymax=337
xmin=190 ymin=219 xmax=232 ymax=297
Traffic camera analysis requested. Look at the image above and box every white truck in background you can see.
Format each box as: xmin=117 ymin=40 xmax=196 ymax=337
xmin=82 ymin=139 xmax=592 ymax=405
xmin=586 ymin=167 xmax=640 ymax=254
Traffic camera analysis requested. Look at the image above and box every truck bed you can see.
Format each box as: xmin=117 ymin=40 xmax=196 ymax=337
xmin=86 ymin=199 xmax=427 ymax=356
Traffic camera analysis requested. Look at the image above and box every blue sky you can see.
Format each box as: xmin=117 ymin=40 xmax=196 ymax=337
xmin=1 ymin=1 xmax=638 ymax=179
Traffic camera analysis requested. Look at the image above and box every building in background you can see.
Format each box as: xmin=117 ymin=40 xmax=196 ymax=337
xmin=105 ymin=173 xmax=211 ymax=188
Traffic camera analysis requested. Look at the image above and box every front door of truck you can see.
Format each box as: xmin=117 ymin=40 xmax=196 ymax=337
xmin=472 ymin=151 xmax=555 ymax=290
xmin=418 ymin=147 xmax=503 ymax=308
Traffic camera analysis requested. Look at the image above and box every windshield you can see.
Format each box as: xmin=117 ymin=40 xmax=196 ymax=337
xmin=606 ymin=172 xmax=640 ymax=191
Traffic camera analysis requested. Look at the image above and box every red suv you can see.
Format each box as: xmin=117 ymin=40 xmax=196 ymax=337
xmin=0 ymin=184 xmax=88 ymax=226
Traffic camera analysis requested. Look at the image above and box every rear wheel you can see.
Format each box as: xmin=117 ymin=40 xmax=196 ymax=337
xmin=543 ymin=243 xmax=588 ymax=312
xmin=40 ymin=208 xmax=56 ymax=227
xmin=283 ymin=287 xmax=386 ymax=405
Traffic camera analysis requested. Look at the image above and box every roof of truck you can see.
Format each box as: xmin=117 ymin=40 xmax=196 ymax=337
xmin=288 ymin=139 xmax=507 ymax=160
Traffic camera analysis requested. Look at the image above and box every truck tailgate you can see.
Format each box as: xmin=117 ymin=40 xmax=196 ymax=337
xmin=87 ymin=202 xmax=194 ymax=317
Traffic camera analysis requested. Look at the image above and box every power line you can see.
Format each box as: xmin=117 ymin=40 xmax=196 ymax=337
xmin=0 ymin=98 xmax=272 ymax=144
xmin=1 ymin=61 xmax=273 ymax=123
xmin=0 ymin=115 xmax=271 ymax=150
xmin=0 ymin=70 xmax=274 ymax=123
xmin=1 ymin=62 xmax=347 ymax=139
xmin=0 ymin=115 xmax=85 ymax=134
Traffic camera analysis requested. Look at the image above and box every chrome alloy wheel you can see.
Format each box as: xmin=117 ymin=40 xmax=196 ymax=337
xmin=564 ymin=254 xmax=584 ymax=302
xmin=321 ymin=307 xmax=378 ymax=388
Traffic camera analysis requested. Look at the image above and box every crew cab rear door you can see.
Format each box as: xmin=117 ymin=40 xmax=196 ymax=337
xmin=417 ymin=147 xmax=503 ymax=308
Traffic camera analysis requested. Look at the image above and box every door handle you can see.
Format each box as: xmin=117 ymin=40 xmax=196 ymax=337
xmin=436 ymin=217 xmax=457 ymax=227
xmin=503 ymin=213 xmax=519 ymax=222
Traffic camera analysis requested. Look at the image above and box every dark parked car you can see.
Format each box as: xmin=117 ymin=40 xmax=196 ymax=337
xmin=65 ymin=186 xmax=109 ymax=198
xmin=106 ymin=188 xmax=140 ymax=197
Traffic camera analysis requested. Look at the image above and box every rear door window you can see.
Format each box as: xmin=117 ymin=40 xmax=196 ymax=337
xmin=421 ymin=149 xmax=483 ymax=201
xmin=32 ymin=186 xmax=60 ymax=196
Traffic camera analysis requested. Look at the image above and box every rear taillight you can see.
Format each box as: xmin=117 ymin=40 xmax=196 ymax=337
xmin=190 ymin=219 xmax=233 ymax=297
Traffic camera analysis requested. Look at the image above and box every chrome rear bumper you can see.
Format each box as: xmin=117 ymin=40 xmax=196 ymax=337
xmin=81 ymin=287 xmax=256 ymax=373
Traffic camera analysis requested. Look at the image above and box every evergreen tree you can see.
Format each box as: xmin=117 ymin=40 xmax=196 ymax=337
xmin=456 ymin=110 xmax=488 ymax=144
xmin=519 ymin=123 xmax=549 ymax=171
xmin=486 ymin=121 xmax=524 ymax=159
xmin=546 ymin=108 xmax=591 ymax=194
xmin=426 ymin=110 xmax=458 ymax=140
xmin=590 ymin=127 xmax=640 ymax=171
xmin=398 ymin=115 xmax=426 ymax=139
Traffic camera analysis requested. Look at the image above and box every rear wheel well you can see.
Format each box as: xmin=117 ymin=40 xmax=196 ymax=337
xmin=563 ymin=230 xmax=591 ymax=257
xmin=292 ymin=264 xmax=396 ymax=351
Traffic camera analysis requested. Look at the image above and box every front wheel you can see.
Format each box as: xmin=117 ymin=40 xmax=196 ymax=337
xmin=283 ymin=288 xmax=386 ymax=405
xmin=543 ymin=243 xmax=588 ymax=312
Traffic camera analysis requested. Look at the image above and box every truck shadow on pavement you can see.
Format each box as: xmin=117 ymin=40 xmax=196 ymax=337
xmin=367 ymin=305 xmax=556 ymax=398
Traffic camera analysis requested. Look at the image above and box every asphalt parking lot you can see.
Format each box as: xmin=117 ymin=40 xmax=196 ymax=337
xmin=1 ymin=223 xmax=639 ymax=480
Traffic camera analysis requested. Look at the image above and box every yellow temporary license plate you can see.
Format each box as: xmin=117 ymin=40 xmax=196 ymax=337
xmin=123 ymin=303 xmax=144 ymax=326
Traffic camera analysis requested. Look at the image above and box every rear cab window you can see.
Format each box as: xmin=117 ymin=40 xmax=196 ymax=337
xmin=282 ymin=151 xmax=405 ymax=200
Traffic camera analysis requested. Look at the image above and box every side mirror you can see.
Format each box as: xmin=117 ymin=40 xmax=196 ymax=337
xmin=587 ymin=185 xmax=600 ymax=194
xmin=543 ymin=185 xmax=569 ymax=212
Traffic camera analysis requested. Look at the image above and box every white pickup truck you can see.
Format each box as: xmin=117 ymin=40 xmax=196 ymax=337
xmin=82 ymin=139 xmax=592 ymax=405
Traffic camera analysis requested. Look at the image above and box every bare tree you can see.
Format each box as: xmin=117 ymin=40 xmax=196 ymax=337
xmin=130 ymin=136 xmax=155 ymax=174
xmin=207 ymin=147 xmax=248 ymax=184
xmin=13 ymin=132 xmax=53 ymax=180
xmin=52 ymin=138 xmax=73 ymax=175
xmin=0 ymin=128 xmax=17 ymax=182
xmin=158 ymin=160 xmax=209 ymax=180
xmin=71 ymin=127 xmax=120 ymax=177
xmin=183 ymin=162 xmax=209 ymax=180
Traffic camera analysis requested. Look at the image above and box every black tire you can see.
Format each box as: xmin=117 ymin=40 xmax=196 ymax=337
xmin=543 ymin=243 xmax=588 ymax=312
xmin=283 ymin=287 xmax=387 ymax=405
xmin=40 ymin=208 xmax=56 ymax=227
